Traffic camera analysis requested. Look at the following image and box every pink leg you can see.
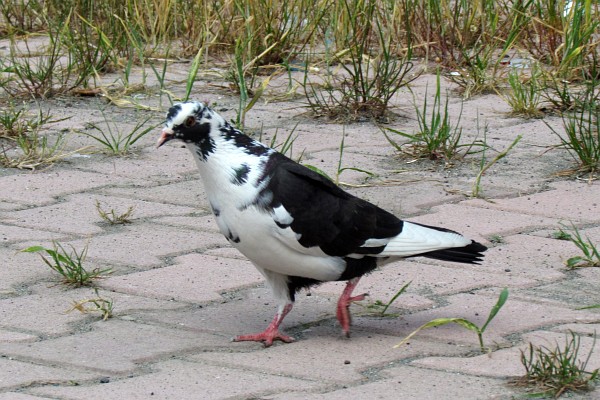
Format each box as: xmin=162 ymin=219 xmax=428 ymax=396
xmin=233 ymin=303 xmax=294 ymax=347
xmin=336 ymin=278 xmax=367 ymax=337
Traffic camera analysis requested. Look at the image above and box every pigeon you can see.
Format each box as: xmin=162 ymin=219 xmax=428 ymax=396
xmin=157 ymin=101 xmax=487 ymax=346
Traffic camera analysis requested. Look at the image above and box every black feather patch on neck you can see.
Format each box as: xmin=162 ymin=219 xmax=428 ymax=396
xmin=231 ymin=163 xmax=251 ymax=185
xmin=181 ymin=122 xmax=213 ymax=160
xmin=219 ymin=123 xmax=270 ymax=156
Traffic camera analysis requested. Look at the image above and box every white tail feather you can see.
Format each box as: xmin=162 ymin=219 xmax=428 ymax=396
xmin=378 ymin=222 xmax=470 ymax=257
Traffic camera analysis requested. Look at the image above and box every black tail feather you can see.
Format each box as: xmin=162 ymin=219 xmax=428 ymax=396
xmin=418 ymin=241 xmax=487 ymax=264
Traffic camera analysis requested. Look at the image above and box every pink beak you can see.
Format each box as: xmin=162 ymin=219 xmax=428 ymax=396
xmin=157 ymin=128 xmax=174 ymax=148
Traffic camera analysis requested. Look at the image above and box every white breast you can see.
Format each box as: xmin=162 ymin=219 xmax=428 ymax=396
xmin=218 ymin=204 xmax=346 ymax=282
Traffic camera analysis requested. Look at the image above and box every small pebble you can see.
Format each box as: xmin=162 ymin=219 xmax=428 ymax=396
xmin=344 ymin=360 xmax=351 ymax=365
xmin=505 ymin=268 xmax=511 ymax=272
xmin=100 ymin=377 xmax=110 ymax=384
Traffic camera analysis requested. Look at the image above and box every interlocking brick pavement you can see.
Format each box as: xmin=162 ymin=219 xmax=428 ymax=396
xmin=1 ymin=73 xmax=598 ymax=399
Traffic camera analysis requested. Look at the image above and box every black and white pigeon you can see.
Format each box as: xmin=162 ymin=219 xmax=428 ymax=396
xmin=157 ymin=101 xmax=487 ymax=346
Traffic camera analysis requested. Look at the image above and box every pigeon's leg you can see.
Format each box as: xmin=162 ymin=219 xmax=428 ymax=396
xmin=233 ymin=303 xmax=294 ymax=347
xmin=336 ymin=277 xmax=367 ymax=337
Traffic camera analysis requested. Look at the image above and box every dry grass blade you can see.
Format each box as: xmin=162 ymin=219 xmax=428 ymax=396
xmin=95 ymin=200 xmax=135 ymax=225
xmin=68 ymin=288 xmax=114 ymax=321
xmin=0 ymin=133 xmax=91 ymax=170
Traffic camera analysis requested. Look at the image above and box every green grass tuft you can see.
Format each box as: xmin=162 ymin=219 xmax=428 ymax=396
xmin=22 ymin=242 xmax=112 ymax=287
xmin=512 ymin=331 xmax=599 ymax=398
xmin=395 ymin=288 xmax=509 ymax=352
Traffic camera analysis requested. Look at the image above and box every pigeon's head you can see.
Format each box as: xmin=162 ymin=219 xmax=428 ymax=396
xmin=157 ymin=101 xmax=220 ymax=149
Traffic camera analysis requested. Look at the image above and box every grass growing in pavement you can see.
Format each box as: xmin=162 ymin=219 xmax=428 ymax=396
xmin=383 ymin=72 xmax=475 ymax=162
xmin=68 ymin=288 xmax=114 ymax=321
xmin=552 ymin=229 xmax=573 ymax=241
xmin=471 ymin=134 xmax=522 ymax=198
xmin=22 ymin=242 xmax=112 ymax=287
xmin=557 ymin=224 xmax=600 ymax=269
xmin=0 ymin=103 xmax=78 ymax=170
xmin=303 ymin=0 xmax=417 ymax=121
xmin=488 ymin=235 xmax=505 ymax=245
xmin=0 ymin=0 xmax=598 ymax=97
xmin=512 ymin=331 xmax=599 ymax=398
xmin=0 ymin=104 xmax=59 ymax=138
xmin=78 ymin=110 xmax=156 ymax=155
xmin=303 ymin=130 xmax=375 ymax=187
xmin=547 ymin=84 xmax=600 ymax=177
xmin=395 ymin=288 xmax=509 ymax=353
xmin=95 ymin=200 xmax=135 ymax=225
xmin=578 ymin=304 xmax=600 ymax=310
xmin=0 ymin=131 xmax=81 ymax=170
xmin=363 ymin=281 xmax=412 ymax=317
xmin=504 ymin=63 xmax=544 ymax=118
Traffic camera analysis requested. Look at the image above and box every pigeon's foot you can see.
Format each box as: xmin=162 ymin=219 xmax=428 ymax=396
xmin=336 ymin=277 xmax=367 ymax=337
xmin=234 ymin=329 xmax=295 ymax=347
xmin=233 ymin=303 xmax=294 ymax=347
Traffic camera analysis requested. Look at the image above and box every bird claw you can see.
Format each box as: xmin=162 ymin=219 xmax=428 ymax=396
xmin=233 ymin=331 xmax=295 ymax=347
xmin=337 ymin=292 xmax=369 ymax=337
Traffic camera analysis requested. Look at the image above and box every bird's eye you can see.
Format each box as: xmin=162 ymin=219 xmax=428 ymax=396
xmin=184 ymin=116 xmax=196 ymax=128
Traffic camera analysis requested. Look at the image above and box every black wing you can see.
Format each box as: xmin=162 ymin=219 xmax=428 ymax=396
xmin=264 ymin=154 xmax=403 ymax=257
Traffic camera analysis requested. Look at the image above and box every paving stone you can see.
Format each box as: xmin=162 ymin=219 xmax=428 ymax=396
xmin=0 ymin=358 xmax=98 ymax=390
xmin=0 ymin=201 xmax=21 ymax=212
xmin=313 ymin=257 xmax=538 ymax=308
xmin=264 ymin=121 xmax=389 ymax=156
xmin=410 ymin=203 xmax=561 ymax=240
xmin=100 ymin=254 xmax=264 ymax=303
xmin=265 ymin=365 xmax=517 ymax=400
xmin=482 ymin=233 xmax=572 ymax=281
xmin=0 ymin=247 xmax=56 ymax=292
xmin=0 ymin=329 xmax=38 ymax=343
xmin=0 ymin=224 xmax=66 ymax=244
xmin=63 ymin=223 xmax=225 ymax=267
xmin=0 ymin=170 xmax=125 ymax=206
xmin=1 ymin=320 xmax=223 ymax=374
xmin=465 ymin=181 xmax=600 ymax=222
xmin=490 ymin=118 xmax=560 ymax=146
xmin=350 ymin=291 xmax=598 ymax=347
xmin=30 ymin=359 xmax=321 ymax=400
xmin=133 ymin=286 xmax=334 ymax=340
xmin=316 ymin=279 xmax=436 ymax=312
xmin=573 ymin=225 xmax=600 ymax=244
xmin=189 ymin=324 xmax=465 ymax=383
xmin=411 ymin=329 xmax=600 ymax=378
xmin=0 ymin=289 xmax=92 ymax=336
xmin=153 ymin=213 xmax=219 ymax=232
xmin=102 ymin=179 xmax=208 ymax=208
xmin=1 ymin=71 xmax=599 ymax=399
xmin=347 ymin=179 xmax=466 ymax=217
xmin=72 ymin=146 xmax=196 ymax=182
xmin=553 ymin=323 xmax=600 ymax=336
xmin=512 ymin=275 xmax=600 ymax=309
xmin=5 ymin=193 xmax=195 ymax=235
xmin=202 ymin=245 xmax=245 ymax=259
xmin=0 ymin=285 xmax=182 ymax=336
xmin=0 ymin=393 xmax=50 ymax=400
xmin=303 ymin=149 xmax=388 ymax=186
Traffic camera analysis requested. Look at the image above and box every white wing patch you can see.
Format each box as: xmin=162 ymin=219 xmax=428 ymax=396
xmin=362 ymin=238 xmax=391 ymax=247
xmin=372 ymin=221 xmax=470 ymax=257
xmin=272 ymin=204 xmax=294 ymax=226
